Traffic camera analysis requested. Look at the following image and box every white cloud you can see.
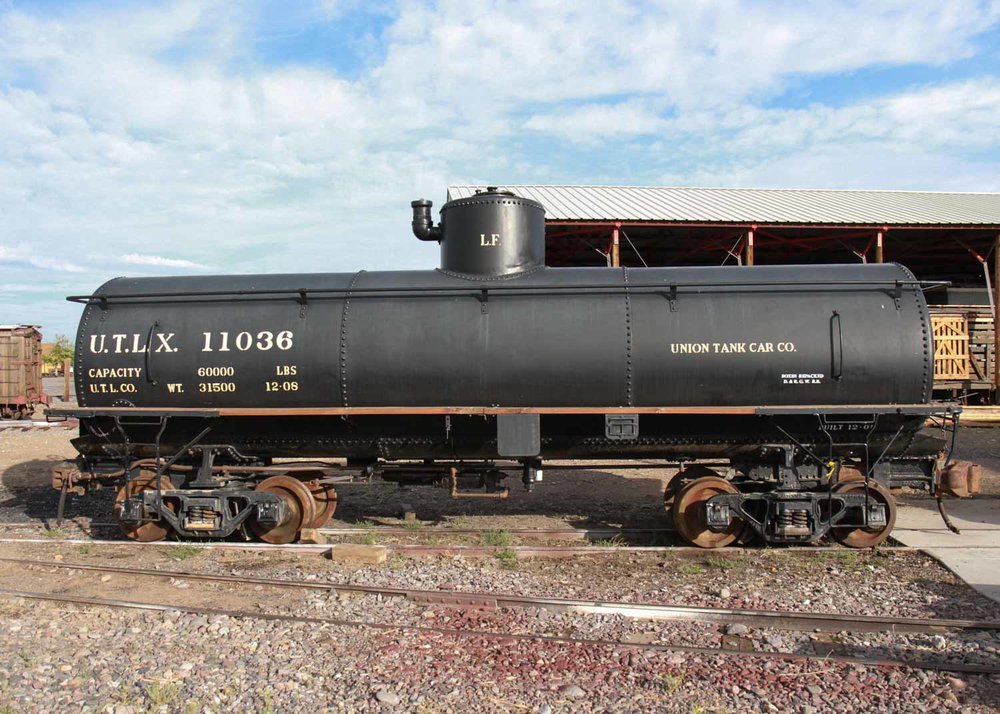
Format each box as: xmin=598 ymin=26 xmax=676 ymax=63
xmin=120 ymin=254 xmax=211 ymax=270
xmin=0 ymin=0 xmax=998 ymax=336
xmin=524 ymin=101 xmax=667 ymax=143
xmin=0 ymin=245 xmax=86 ymax=273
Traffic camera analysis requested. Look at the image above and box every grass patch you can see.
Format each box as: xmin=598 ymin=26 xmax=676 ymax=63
xmin=77 ymin=544 xmax=92 ymax=555
xmin=0 ymin=679 xmax=13 ymax=714
xmin=592 ymin=535 xmax=628 ymax=547
xmin=675 ymin=563 xmax=706 ymax=575
xmin=146 ymin=679 xmax=180 ymax=708
xmin=480 ymin=530 xmax=513 ymax=547
xmin=827 ymin=549 xmax=860 ymax=570
xmin=167 ymin=545 xmax=203 ymax=562
xmin=260 ymin=688 xmax=275 ymax=714
xmin=704 ymin=554 xmax=742 ymax=570
xmin=495 ymin=548 xmax=518 ymax=571
xmin=401 ymin=519 xmax=425 ymax=529
xmin=41 ymin=528 xmax=64 ymax=539
xmin=657 ymin=673 xmax=684 ymax=695
xmin=357 ymin=519 xmax=377 ymax=529
xmin=356 ymin=532 xmax=379 ymax=546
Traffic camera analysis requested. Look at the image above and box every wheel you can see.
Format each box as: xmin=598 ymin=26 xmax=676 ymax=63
xmin=114 ymin=471 xmax=176 ymax=542
xmin=298 ymin=478 xmax=338 ymax=529
xmin=830 ymin=479 xmax=897 ymax=548
xmin=664 ymin=465 xmax=718 ymax=514
xmin=673 ymin=473 xmax=744 ymax=548
xmin=249 ymin=475 xmax=317 ymax=544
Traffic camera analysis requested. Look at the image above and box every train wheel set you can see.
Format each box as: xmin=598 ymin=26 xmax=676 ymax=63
xmin=48 ymin=187 xmax=980 ymax=548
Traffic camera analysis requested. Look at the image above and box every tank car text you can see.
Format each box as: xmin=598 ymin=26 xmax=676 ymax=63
xmin=670 ymin=341 xmax=797 ymax=354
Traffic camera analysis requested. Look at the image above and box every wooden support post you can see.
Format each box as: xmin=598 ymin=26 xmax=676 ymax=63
xmin=611 ymin=223 xmax=621 ymax=267
xmin=994 ymin=234 xmax=1000 ymax=397
xmin=875 ymin=230 xmax=884 ymax=263
xmin=744 ymin=227 xmax=755 ymax=266
xmin=63 ymin=359 xmax=71 ymax=403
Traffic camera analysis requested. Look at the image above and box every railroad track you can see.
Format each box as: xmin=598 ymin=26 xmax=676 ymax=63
xmin=0 ymin=419 xmax=76 ymax=431
xmin=1 ymin=521 xmax=997 ymax=550
xmin=3 ymin=556 xmax=997 ymax=635
xmin=3 ymin=533 xmax=1000 ymax=556
xmin=0 ymin=557 xmax=997 ymax=675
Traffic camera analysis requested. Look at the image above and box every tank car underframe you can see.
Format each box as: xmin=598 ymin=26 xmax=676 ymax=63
xmin=48 ymin=404 xmax=956 ymax=547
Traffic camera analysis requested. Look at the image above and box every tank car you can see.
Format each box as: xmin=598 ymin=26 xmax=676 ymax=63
xmin=49 ymin=188 xmax=969 ymax=547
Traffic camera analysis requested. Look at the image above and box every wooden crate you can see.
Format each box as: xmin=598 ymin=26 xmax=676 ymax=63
xmin=931 ymin=315 xmax=970 ymax=380
xmin=929 ymin=306 xmax=995 ymax=395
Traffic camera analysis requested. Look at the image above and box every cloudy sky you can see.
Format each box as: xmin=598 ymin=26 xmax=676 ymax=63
xmin=2 ymin=0 xmax=999 ymax=337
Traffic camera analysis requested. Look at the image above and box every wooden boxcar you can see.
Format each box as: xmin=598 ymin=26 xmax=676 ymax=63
xmin=0 ymin=325 xmax=48 ymax=419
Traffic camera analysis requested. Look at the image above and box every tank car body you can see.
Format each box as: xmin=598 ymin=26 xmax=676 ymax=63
xmin=50 ymin=188 xmax=963 ymax=547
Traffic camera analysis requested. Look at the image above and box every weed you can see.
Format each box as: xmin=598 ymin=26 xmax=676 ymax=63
xmin=690 ymin=706 xmax=708 ymax=714
xmin=146 ymin=679 xmax=180 ymax=708
xmin=402 ymin=519 xmax=425 ymax=529
xmin=828 ymin=550 xmax=860 ymax=569
xmin=357 ymin=519 xmax=377 ymax=529
xmin=592 ymin=536 xmax=627 ymax=547
xmin=260 ymin=687 xmax=275 ymax=714
xmin=78 ymin=544 xmax=92 ymax=555
xmin=183 ymin=701 xmax=201 ymax=714
xmin=675 ymin=563 xmax=706 ymax=575
xmin=704 ymin=554 xmax=741 ymax=570
xmin=356 ymin=532 xmax=378 ymax=546
xmin=480 ymin=530 xmax=513 ymax=547
xmin=41 ymin=528 xmax=64 ymax=539
xmin=115 ymin=685 xmax=137 ymax=705
xmin=495 ymin=548 xmax=518 ymax=571
xmin=657 ymin=673 xmax=684 ymax=695
xmin=167 ymin=545 xmax=203 ymax=562
xmin=0 ymin=678 xmax=13 ymax=714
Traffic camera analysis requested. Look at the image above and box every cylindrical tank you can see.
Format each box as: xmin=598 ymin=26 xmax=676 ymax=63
xmin=412 ymin=187 xmax=546 ymax=277
xmin=73 ymin=262 xmax=931 ymax=410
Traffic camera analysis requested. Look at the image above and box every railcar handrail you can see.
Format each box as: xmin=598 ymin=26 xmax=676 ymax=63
xmin=67 ymin=279 xmax=950 ymax=305
xmin=47 ymin=403 xmax=960 ymax=418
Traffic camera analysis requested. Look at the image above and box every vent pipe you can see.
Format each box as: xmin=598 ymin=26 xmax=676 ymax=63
xmin=411 ymin=199 xmax=441 ymax=242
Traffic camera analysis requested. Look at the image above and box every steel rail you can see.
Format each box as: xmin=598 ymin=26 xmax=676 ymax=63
xmin=4 ymin=556 xmax=998 ymax=635
xmin=0 ymin=522 xmax=996 ymax=538
xmin=2 ymin=536 xmax=1000 ymax=555
xmin=0 ymin=587 xmax=995 ymax=675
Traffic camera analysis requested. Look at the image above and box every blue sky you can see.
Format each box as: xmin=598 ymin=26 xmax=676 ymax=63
xmin=1 ymin=0 xmax=999 ymax=338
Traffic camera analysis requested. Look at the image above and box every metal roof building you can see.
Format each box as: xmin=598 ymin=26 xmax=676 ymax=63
xmin=447 ymin=185 xmax=1000 ymax=226
xmin=449 ymin=185 xmax=1000 ymax=399
xmin=447 ymin=185 xmax=1000 ymax=279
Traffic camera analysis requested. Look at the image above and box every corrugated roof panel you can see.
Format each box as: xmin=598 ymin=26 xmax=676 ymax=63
xmin=446 ymin=185 xmax=1000 ymax=226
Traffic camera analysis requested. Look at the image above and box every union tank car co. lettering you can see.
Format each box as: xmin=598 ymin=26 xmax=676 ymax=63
xmin=670 ymin=341 xmax=796 ymax=354
xmin=50 ymin=187 xmax=975 ymax=548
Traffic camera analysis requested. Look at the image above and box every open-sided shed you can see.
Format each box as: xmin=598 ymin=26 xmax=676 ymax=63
xmin=449 ymin=185 xmax=1000 ymax=401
